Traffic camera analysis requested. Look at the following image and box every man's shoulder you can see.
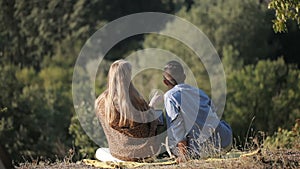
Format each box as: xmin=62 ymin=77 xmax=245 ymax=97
xmin=164 ymin=86 xmax=180 ymax=99
xmin=179 ymin=84 xmax=208 ymax=97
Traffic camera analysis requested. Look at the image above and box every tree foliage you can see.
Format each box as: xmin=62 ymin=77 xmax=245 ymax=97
xmin=264 ymin=119 xmax=300 ymax=150
xmin=142 ymin=0 xmax=300 ymax=144
xmin=268 ymin=0 xmax=300 ymax=33
xmin=225 ymin=58 xmax=300 ymax=139
xmin=0 ymin=0 xmax=299 ymax=163
xmin=177 ymin=0 xmax=276 ymax=64
xmin=0 ymin=0 xmax=175 ymax=162
xmin=0 ymin=62 xmax=74 ymax=161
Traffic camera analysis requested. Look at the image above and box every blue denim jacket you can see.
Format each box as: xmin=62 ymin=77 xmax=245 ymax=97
xmin=164 ymin=84 xmax=232 ymax=155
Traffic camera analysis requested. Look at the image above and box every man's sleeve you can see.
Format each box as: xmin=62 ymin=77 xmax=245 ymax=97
xmin=165 ymin=97 xmax=187 ymax=143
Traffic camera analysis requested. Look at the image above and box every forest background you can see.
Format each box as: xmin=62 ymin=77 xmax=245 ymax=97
xmin=0 ymin=0 xmax=299 ymax=164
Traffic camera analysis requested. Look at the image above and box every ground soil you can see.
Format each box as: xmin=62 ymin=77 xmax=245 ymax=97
xmin=16 ymin=149 xmax=300 ymax=169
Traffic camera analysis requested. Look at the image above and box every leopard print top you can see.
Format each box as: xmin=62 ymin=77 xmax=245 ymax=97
xmin=95 ymin=91 xmax=162 ymax=161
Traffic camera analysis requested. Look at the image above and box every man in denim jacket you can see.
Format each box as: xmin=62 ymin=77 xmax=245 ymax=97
xmin=162 ymin=61 xmax=232 ymax=163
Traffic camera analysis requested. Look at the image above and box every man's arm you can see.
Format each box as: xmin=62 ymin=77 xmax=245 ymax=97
xmin=165 ymin=96 xmax=188 ymax=161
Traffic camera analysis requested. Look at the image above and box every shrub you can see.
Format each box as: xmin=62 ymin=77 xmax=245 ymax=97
xmin=264 ymin=119 xmax=300 ymax=150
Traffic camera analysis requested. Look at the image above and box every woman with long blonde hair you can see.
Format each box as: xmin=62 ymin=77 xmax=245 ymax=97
xmin=95 ymin=60 xmax=162 ymax=161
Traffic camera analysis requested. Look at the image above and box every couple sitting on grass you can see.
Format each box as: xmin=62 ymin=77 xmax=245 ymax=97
xmin=95 ymin=60 xmax=232 ymax=163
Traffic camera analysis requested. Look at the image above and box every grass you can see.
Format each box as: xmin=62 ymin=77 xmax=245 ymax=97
xmin=16 ymin=120 xmax=300 ymax=168
xmin=144 ymin=149 xmax=300 ymax=169
xmin=16 ymin=148 xmax=300 ymax=169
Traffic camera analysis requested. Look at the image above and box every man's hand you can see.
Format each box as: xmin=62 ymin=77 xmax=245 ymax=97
xmin=176 ymin=140 xmax=188 ymax=163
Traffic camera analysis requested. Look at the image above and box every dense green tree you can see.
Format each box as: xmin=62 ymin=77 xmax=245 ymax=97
xmin=225 ymin=58 xmax=300 ymax=141
xmin=0 ymin=0 xmax=175 ymax=68
xmin=177 ymin=0 xmax=277 ymax=64
xmin=1 ymin=0 xmax=299 ymax=163
xmin=69 ymin=60 xmax=109 ymax=159
xmin=0 ymin=0 xmax=78 ymax=68
xmin=142 ymin=0 xmax=279 ymax=102
xmin=0 ymin=0 xmax=176 ymax=162
xmin=0 ymin=65 xmax=21 ymax=159
xmin=0 ymin=62 xmax=74 ymax=161
xmin=268 ymin=0 xmax=300 ymax=33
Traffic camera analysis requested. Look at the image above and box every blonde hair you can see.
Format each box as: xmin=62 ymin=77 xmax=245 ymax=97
xmin=105 ymin=60 xmax=148 ymax=127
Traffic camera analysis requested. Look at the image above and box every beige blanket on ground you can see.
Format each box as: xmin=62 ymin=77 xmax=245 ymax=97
xmin=83 ymin=149 xmax=260 ymax=168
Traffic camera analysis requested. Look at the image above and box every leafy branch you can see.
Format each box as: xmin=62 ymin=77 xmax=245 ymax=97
xmin=268 ymin=0 xmax=300 ymax=33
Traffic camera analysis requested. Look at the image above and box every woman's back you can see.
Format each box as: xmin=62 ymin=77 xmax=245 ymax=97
xmin=95 ymin=91 xmax=161 ymax=161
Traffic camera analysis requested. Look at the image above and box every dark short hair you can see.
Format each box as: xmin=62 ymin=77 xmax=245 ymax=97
xmin=163 ymin=60 xmax=185 ymax=84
